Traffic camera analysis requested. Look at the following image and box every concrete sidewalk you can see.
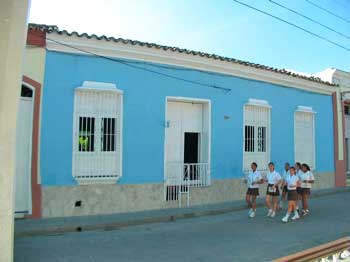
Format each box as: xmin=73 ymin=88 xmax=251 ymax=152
xmin=15 ymin=187 xmax=350 ymax=238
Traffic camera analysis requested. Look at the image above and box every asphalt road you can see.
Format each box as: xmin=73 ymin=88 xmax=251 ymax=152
xmin=15 ymin=191 xmax=350 ymax=262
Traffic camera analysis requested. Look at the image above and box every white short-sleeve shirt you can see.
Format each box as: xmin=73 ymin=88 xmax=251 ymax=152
xmin=299 ymin=171 xmax=315 ymax=189
xmin=282 ymin=169 xmax=290 ymax=181
xmin=247 ymin=170 xmax=262 ymax=189
xmin=296 ymin=170 xmax=302 ymax=179
xmin=286 ymin=174 xmax=299 ymax=190
xmin=267 ymin=171 xmax=281 ymax=185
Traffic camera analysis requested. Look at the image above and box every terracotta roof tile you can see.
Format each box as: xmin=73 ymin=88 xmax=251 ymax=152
xmin=28 ymin=23 xmax=336 ymax=87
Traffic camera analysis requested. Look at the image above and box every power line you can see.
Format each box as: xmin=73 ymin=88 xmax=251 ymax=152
xmin=305 ymin=0 xmax=350 ymax=23
xmin=269 ymin=0 xmax=350 ymax=39
xmin=232 ymin=0 xmax=350 ymax=52
xmin=46 ymin=37 xmax=232 ymax=93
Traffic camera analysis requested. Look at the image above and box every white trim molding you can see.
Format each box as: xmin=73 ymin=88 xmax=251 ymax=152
xmin=46 ymin=33 xmax=337 ymax=95
xmin=245 ymin=98 xmax=271 ymax=108
xmin=295 ymin=105 xmax=317 ymax=114
xmin=76 ymin=81 xmax=124 ymax=94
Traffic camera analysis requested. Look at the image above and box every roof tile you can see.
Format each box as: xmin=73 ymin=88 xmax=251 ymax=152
xmin=28 ymin=23 xmax=336 ymax=87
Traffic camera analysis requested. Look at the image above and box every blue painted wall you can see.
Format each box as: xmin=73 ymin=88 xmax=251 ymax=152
xmin=41 ymin=51 xmax=334 ymax=186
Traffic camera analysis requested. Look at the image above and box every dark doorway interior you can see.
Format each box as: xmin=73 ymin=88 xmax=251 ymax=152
xmin=21 ymin=85 xmax=33 ymax=98
xmin=184 ymin=132 xmax=199 ymax=180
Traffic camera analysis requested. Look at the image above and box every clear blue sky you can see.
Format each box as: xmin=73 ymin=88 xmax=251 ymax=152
xmin=29 ymin=0 xmax=350 ymax=73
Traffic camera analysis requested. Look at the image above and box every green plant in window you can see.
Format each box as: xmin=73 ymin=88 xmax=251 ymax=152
xmin=79 ymin=136 xmax=89 ymax=151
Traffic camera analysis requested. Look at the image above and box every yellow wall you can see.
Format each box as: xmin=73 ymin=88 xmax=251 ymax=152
xmin=23 ymin=46 xmax=46 ymax=85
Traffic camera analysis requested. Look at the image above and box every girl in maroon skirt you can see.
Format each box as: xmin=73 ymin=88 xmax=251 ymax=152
xmin=282 ymin=167 xmax=301 ymax=222
xmin=265 ymin=162 xmax=282 ymax=218
xmin=244 ymin=162 xmax=263 ymax=218
xmin=295 ymin=162 xmax=302 ymax=212
xmin=299 ymin=163 xmax=315 ymax=216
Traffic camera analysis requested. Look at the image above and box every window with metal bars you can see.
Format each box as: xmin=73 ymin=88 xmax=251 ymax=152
xmin=101 ymin=118 xmax=116 ymax=152
xmin=243 ymin=102 xmax=270 ymax=171
xmin=73 ymin=85 xmax=122 ymax=183
xmin=244 ymin=125 xmax=255 ymax=152
xmin=78 ymin=117 xmax=95 ymax=152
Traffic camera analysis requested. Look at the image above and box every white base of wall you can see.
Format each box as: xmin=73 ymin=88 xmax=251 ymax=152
xmin=42 ymin=172 xmax=334 ymax=218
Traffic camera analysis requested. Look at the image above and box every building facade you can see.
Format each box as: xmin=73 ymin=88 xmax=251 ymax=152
xmin=315 ymin=69 xmax=350 ymax=187
xmin=16 ymin=24 xmax=339 ymax=218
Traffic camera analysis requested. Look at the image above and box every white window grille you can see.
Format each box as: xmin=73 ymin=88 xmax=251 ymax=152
xmin=294 ymin=106 xmax=316 ymax=169
xmin=243 ymin=99 xmax=271 ymax=172
xmin=72 ymin=81 xmax=123 ymax=184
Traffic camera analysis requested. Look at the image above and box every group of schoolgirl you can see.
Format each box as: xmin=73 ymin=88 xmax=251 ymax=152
xmin=244 ymin=161 xmax=315 ymax=223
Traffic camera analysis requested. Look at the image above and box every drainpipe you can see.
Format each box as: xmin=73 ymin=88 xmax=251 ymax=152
xmin=337 ymin=89 xmax=344 ymax=161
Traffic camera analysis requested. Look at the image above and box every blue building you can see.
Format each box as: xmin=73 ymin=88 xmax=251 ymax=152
xmin=20 ymin=25 xmax=338 ymax=218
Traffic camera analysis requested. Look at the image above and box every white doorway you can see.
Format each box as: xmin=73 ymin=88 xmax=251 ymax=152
xmin=164 ymin=98 xmax=211 ymax=202
xmin=14 ymin=85 xmax=34 ymax=215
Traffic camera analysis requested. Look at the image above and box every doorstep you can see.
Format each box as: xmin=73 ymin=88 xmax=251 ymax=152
xmin=15 ymin=187 xmax=350 ymax=238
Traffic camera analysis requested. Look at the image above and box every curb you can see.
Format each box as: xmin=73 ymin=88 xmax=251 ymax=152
xmin=15 ymin=187 xmax=350 ymax=238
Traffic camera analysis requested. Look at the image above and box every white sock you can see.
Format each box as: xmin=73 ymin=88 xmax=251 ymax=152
xmin=294 ymin=210 xmax=299 ymax=215
xmin=285 ymin=212 xmax=290 ymax=217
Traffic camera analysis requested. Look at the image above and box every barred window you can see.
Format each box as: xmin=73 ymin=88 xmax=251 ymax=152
xmin=72 ymin=82 xmax=123 ymax=184
xmin=244 ymin=125 xmax=255 ymax=152
xmin=78 ymin=117 xmax=95 ymax=152
xmin=101 ymin=117 xmax=116 ymax=152
xmin=243 ymin=100 xmax=270 ymax=172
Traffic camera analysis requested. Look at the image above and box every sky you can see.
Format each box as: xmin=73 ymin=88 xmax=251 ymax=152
xmin=28 ymin=0 xmax=350 ymax=74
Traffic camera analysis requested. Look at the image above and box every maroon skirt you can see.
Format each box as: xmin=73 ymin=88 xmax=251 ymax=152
xmin=266 ymin=184 xmax=280 ymax=196
xmin=287 ymin=189 xmax=298 ymax=201
xmin=246 ymin=188 xmax=259 ymax=196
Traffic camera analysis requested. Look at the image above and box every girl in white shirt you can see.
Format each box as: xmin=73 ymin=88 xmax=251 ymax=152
xmin=265 ymin=162 xmax=282 ymax=218
xmin=279 ymin=162 xmax=290 ymax=209
xmin=299 ymin=163 xmax=315 ymax=216
xmin=282 ymin=167 xmax=301 ymax=222
xmin=295 ymin=162 xmax=302 ymax=212
xmin=244 ymin=162 xmax=263 ymax=218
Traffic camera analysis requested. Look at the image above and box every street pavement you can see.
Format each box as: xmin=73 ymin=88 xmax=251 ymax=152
xmin=15 ymin=191 xmax=350 ymax=262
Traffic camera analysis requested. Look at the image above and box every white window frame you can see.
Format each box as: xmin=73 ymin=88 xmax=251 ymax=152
xmin=294 ymin=106 xmax=316 ymax=170
xmin=242 ymin=99 xmax=271 ymax=172
xmin=72 ymin=81 xmax=123 ymax=185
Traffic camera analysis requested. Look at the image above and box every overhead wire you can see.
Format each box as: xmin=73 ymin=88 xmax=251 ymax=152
xmin=232 ymin=0 xmax=350 ymax=52
xmin=305 ymin=0 xmax=350 ymax=24
xmin=269 ymin=0 xmax=350 ymax=39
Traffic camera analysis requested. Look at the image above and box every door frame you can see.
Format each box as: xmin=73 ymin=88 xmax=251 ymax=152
xmin=163 ymin=96 xmax=211 ymax=182
xmin=21 ymin=76 xmax=43 ymax=218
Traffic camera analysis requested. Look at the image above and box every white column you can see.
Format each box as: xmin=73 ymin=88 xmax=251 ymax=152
xmin=0 ymin=1 xmax=30 ymax=261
